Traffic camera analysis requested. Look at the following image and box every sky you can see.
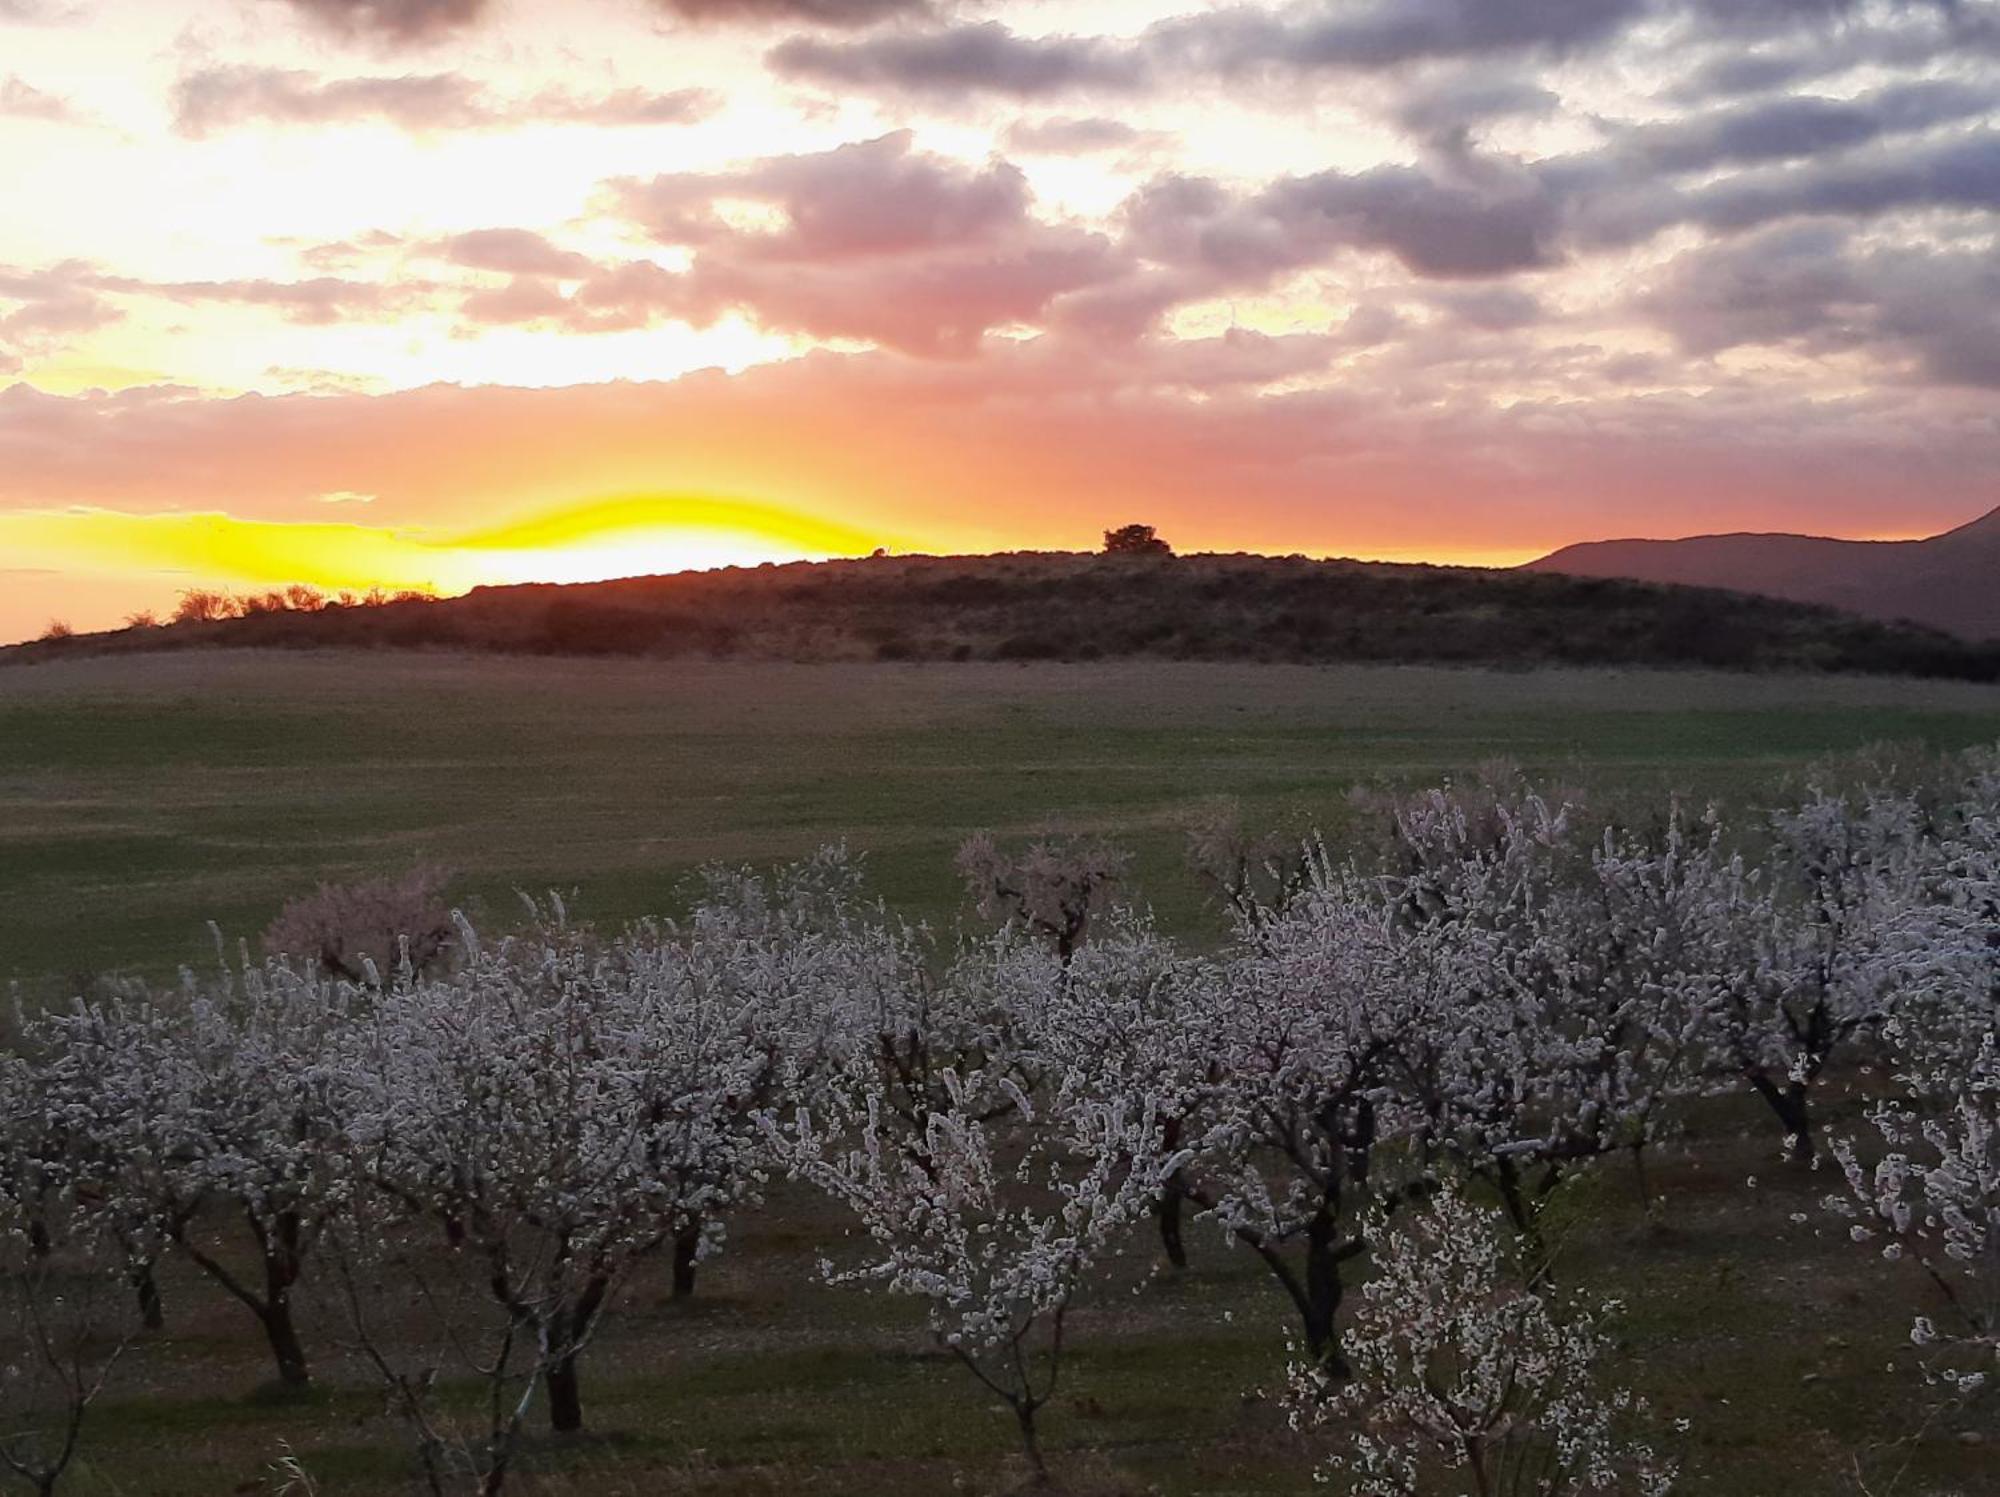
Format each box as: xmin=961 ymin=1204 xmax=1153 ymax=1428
xmin=2 ymin=0 xmax=1998 ymax=641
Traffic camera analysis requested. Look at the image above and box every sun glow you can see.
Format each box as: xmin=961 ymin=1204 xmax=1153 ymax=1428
xmin=0 ymin=495 xmax=891 ymax=635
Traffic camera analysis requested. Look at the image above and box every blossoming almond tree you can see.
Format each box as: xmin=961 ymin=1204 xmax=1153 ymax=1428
xmin=1401 ymin=803 xmax=1719 ymax=1244
xmin=1036 ymin=912 xmax=1217 ymax=1272
xmin=955 ymin=832 xmax=1128 ymax=966
xmin=1178 ymin=864 xmax=1459 ymax=1374
xmin=347 ymin=906 xmax=799 ymax=1434
xmin=1291 ymin=1185 xmax=1676 ymax=1497
xmin=770 ymin=1058 xmax=1168 ymax=1484
xmin=33 ymin=960 xmax=360 ymax=1390
xmin=1701 ymin=784 xmax=1925 ymax=1163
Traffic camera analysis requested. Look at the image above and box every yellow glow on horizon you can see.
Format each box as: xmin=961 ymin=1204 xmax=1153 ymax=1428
xmin=1330 ymin=544 xmax=1548 ymax=570
xmin=0 ymin=495 xmax=894 ymax=609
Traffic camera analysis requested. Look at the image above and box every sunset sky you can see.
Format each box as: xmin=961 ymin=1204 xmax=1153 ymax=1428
xmin=3 ymin=0 xmax=1997 ymax=641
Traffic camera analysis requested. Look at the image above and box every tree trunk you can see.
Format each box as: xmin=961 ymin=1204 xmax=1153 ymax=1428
xmin=546 ymin=1355 xmax=584 ymax=1436
xmin=260 ymin=1293 xmax=311 ymax=1390
xmin=545 ymin=1275 xmax=610 ymax=1434
xmin=1302 ymin=1214 xmax=1348 ymax=1378
xmin=1015 ymin=1400 xmax=1050 ymax=1484
xmin=1154 ymin=1184 xmax=1189 ymax=1271
xmin=1748 ymin=1072 xmax=1816 ymax=1163
xmin=133 ymin=1262 xmax=164 ymax=1332
xmin=671 ymin=1223 xmax=700 ymax=1301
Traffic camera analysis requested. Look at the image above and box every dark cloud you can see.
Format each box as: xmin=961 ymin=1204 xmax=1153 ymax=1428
xmin=1644 ymin=220 xmax=2000 ymax=388
xmin=275 ymin=0 xmax=927 ymax=46
xmin=1624 ymin=80 xmax=1996 ymax=174
xmin=1688 ymin=129 xmax=2000 ymax=234
xmin=275 ymin=0 xmax=488 ymax=45
xmin=1126 ymin=160 xmax=1564 ymax=286
xmin=1002 ymin=117 xmax=1164 ymax=155
xmin=615 ymin=132 xmax=1035 ymax=259
xmin=1667 ymin=4 xmax=2000 ymax=103
xmin=655 ymin=0 xmax=926 ymax=25
xmin=1672 ymin=0 xmax=1866 ymax=33
xmin=1426 ymin=285 xmax=1545 ymax=331
xmin=1642 ymin=221 xmax=1862 ymax=355
xmin=1393 ymin=74 xmax=1559 ymax=140
xmin=1155 ymin=0 xmax=1650 ymax=76
xmin=770 ymin=22 xmax=1150 ymax=97
xmin=172 ymin=66 xmax=715 ymax=135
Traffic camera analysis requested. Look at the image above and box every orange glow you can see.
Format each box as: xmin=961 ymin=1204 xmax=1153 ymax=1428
xmin=0 ymin=495 xmax=892 ymax=622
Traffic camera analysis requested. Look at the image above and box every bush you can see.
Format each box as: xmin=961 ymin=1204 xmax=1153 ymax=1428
xmin=262 ymin=867 xmax=456 ymax=983
xmin=1102 ymin=524 xmax=1173 ymax=557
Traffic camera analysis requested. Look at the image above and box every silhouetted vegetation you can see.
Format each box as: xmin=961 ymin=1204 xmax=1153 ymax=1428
xmin=12 ymin=551 xmax=2000 ymax=681
xmin=1103 ymin=523 xmax=1174 ymax=556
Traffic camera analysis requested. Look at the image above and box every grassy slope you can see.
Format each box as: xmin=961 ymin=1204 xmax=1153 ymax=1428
xmin=2 ymin=652 xmax=1999 ymax=1495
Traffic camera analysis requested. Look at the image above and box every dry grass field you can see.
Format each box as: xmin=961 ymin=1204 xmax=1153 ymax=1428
xmin=2 ymin=651 xmax=1999 ymax=1495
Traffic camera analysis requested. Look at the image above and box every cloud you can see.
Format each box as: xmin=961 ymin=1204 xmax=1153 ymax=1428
xmin=0 ymin=262 xmax=122 ymax=356
xmin=1667 ymin=3 xmax=2000 ymax=103
xmin=1125 ymin=158 xmax=1564 ymax=287
xmin=1621 ymin=79 xmax=1997 ymax=175
xmin=1003 ymin=117 xmax=1166 ymax=155
xmin=172 ymin=65 xmax=716 ymax=136
xmin=1156 ymin=0 xmax=1650 ymax=76
xmin=1685 ymin=129 xmax=2000 ymax=234
xmin=570 ymin=133 xmax=1130 ymax=353
xmin=435 ymin=136 xmax=1126 ymax=354
xmin=2 ymin=262 xmax=431 ymax=353
xmin=769 ymin=22 xmax=1151 ymax=98
xmin=1426 ymin=285 xmax=1545 ymax=331
xmin=1128 ymin=78 xmax=1997 ymax=298
xmin=652 ymin=0 xmax=925 ymax=24
xmin=271 ymin=0 xmax=927 ymax=46
xmin=0 ymin=0 xmax=76 ymax=21
xmin=1392 ymin=73 xmax=1560 ymax=140
xmin=425 ymin=229 xmax=596 ymax=279
xmin=1643 ymin=220 xmax=2000 ymax=388
xmin=0 ymin=74 xmax=79 ymax=123
xmin=273 ymin=0 xmax=489 ymax=45
xmin=133 ymin=276 xmax=417 ymax=325
xmin=766 ymin=0 xmax=1660 ymax=105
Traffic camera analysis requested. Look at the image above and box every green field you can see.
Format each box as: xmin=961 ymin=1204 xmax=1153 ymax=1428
xmin=6 ymin=650 xmax=2000 ymax=986
xmin=3 ymin=651 xmax=1999 ymax=1496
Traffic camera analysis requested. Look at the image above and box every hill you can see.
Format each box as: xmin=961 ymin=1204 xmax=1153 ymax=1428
xmin=8 ymin=550 xmax=2000 ymax=680
xmin=1524 ymin=506 xmax=2000 ymax=642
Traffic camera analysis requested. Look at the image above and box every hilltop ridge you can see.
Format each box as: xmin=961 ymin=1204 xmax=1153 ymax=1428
xmin=8 ymin=549 xmax=1997 ymax=681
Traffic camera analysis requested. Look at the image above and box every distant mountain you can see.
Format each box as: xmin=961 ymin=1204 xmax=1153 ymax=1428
xmin=10 ymin=550 xmax=2000 ymax=682
xmin=1525 ymin=507 xmax=2000 ymax=642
